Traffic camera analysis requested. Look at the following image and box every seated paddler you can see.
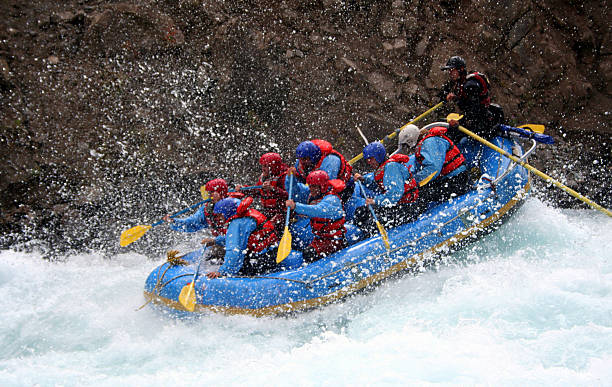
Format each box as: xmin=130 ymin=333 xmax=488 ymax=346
xmin=285 ymin=170 xmax=347 ymax=264
xmin=407 ymin=124 xmax=470 ymax=206
xmin=205 ymin=197 xmax=279 ymax=278
xmin=236 ymin=152 xmax=289 ymax=235
xmin=163 ymin=178 xmax=243 ymax=242
xmin=286 ymin=139 xmax=354 ymax=204
xmin=352 ymin=141 xmax=419 ymax=237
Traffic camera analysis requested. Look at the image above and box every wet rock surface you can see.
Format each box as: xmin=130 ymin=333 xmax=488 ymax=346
xmin=0 ymin=0 xmax=610 ymax=258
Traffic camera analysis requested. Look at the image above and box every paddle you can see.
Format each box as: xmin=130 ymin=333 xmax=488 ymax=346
xmin=456 ymin=124 xmax=612 ymax=218
xmin=120 ymin=200 xmax=207 ymax=247
xmin=276 ymin=173 xmax=294 ymax=263
xmin=120 ymin=185 xmax=264 ymax=247
xmin=349 ymin=102 xmax=444 ymax=165
xmin=178 ymin=247 xmax=211 ymax=312
xmin=357 ymin=181 xmax=390 ymax=250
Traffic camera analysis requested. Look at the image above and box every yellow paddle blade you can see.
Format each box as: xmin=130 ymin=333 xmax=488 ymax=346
xmin=119 ymin=224 xmax=152 ymax=247
xmin=446 ymin=113 xmax=464 ymax=122
xmin=376 ymin=221 xmax=390 ymax=250
xmin=179 ymin=282 xmax=197 ymax=312
xmin=200 ymin=186 xmax=210 ymax=200
xmin=276 ymin=226 xmax=292 ymax=263
xmin=518 ymin=124 xmax=545 ymax=134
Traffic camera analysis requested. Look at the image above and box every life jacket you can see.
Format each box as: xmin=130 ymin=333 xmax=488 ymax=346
xmin=256 ymin=172 xmax=288 ymax=216
xmin=373 ymin=154 xmax=418 ymax=204
xmin=415 ymin=127 xmax=465 ymax=177
xmin=308 ymin=180 xmax=346 ymax=241
xmin=464 ymin=71 xmax=491 ymax=106
xmin=297 ymin=139 xmax=353 ymax=185
xmin=226 ymin=197 xmax=278 ymax=253
xmin=204 ymin=202 xmax=227 ymax=236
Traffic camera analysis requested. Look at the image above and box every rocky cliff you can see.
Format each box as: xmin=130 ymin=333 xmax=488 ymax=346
xmin=1 ymin=0 xmax=610 ymax=257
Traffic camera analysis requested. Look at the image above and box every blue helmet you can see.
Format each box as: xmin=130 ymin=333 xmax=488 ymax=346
xmin=363 ymin=142 xmax=386 ymax=164
xmin=296 ymin=141 xmax=321 ymax=164
xmin=213 ymin=197 xmax=241 ymax=220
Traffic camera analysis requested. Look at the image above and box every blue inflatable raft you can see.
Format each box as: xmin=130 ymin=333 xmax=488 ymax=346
xmin=144 ymin=123 xmax=535 ymax=316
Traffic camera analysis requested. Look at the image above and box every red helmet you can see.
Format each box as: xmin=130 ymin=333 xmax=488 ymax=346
xmin=306 ymin=170 xmax=329 ymax=188
xmin=259 ymin=152 xmax=285 ymax=175
xmin=205 ymin=178 xmax=228 ymax=198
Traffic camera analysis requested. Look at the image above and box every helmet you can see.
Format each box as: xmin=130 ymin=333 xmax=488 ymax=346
xmin=259 ymin=152 xmax=284 ymax=175
xmin=296 ymin=141 xmax=322 ymax=164
xmin=306 ymin=170 xmax=329 ymax=188
xmin=259 ymin=152 xmax=282 ymax=166
xmin=362 ymin=142 xmax=386 ymax=164
xmin=441 ymin=56 xmax=466 ymax=71
xmin=205 ymin=178 xmax=228 ymax=198
xmin=398 ymin=125 xmax=420 ymax=149
xmin=213 ymin=197 xmax=241 ymax=220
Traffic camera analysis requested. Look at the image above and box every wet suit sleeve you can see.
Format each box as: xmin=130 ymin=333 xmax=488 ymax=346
xmin=168 ymin=205 xmax=209 ymax=233
xmin=294 ymin=195 xmax=344 ymax=220
xmin=217 ymin=217 xmax=257 ymax=275
xmin=319 ymin=154 xmax=341 ymax=180
xmin=374 ymin=162 xmax=407 ymax=207
xmin=414 ymin=137 xmax=449 ymax=184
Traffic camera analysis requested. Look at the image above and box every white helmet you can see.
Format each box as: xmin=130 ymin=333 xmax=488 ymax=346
xmin=398 ymin=124 xmax=420 ymax=149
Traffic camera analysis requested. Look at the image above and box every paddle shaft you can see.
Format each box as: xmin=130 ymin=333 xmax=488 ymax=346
xmin=458 ymin=125 xmax=612 ymax=218
xmin=357 ymin=181 xmax=390 ymax=249
xmin=349 ymin=102 xmax=444 ymax=165
xmin=284 ymin=174 xmax=294 ymax=226
xmin=276 ymin=174 xmax=294 ymax=263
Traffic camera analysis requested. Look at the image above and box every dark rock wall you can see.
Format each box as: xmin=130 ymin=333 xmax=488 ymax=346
xmin=1 ymin=0 xmax=610 ymax=257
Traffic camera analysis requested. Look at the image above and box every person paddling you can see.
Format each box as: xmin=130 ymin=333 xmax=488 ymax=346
xmin=163 ymin=178 xmax=244 ymax=238
xmin=352 ymin=141 xmax=420 ymax=236
xmin=286 ymin=139 xmax=354 ymax=204
xmin=206 ymin=197 xmax=279 ymax=278
xmin=407 ymin=124 xmax=470 ymax=206
xmin=285 ymin=170 xmax=347 ymax=263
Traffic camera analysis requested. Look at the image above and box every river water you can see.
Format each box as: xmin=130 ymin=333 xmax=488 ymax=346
xmin=1 ymin=199 xmax=611 ymax=386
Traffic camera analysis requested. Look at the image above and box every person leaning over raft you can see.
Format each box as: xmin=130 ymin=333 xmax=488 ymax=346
xmin=404 ymin=124 xmax=470 ymax=206
xmin=285 ymin=170 xmax=347 ymax=264
xmin=352 ymin=141 xmax=420 ymax=236
xmin=163 ymin=178 xmax=244 ymax=244
xmin=438 ymin=55 xmax=504 ymax=143
xmin=206 ymin=197 xmax=279 ymax=278
xmin=236 ymin=152 xmax=288 ymax=235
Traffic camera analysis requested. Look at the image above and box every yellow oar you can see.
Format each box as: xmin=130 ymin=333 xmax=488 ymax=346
xmin=119 ymin=199 xmax=208 ymax=247
xmin=456 ymin=124 xmax=612 ymax=218
xmin=178 ymin=248 xmax=211 ymax=311
xmin=276 ymin=173 xmax=294 ymax=263
xmin=349 ymin=102 xmax=444 ymax=165
xmin=120 ymin=185 xmax=264 ymax=247
xmin=357 ymin=181 xmax=390 ymax=250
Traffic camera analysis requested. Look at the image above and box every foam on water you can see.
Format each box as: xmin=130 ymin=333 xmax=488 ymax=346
xmin=1 ymin=198 xmax=611 ymax=386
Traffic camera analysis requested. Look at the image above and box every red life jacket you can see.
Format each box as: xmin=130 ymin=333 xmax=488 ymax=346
xmin=308 ymin=181 xmax=346 ymax=241
xmin=297 ymin=139 xmax=353 ymax=185
xmin=204 ymin=202 xmax=226 ymax=236
xmin=256 ymin=172 xmax=288 ymax=217
xmin=373 ymin=154 xmax=418 ymax=204
xmin=226 ymin=197 xmax=278 ymax=253
xmin=415 ymin=127 xmax=465 ymax=177
xmin=464 ymin=71 xmax=491 ymax=106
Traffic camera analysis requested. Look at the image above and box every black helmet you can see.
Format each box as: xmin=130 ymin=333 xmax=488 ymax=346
xmin=441 ymin=56 xmax=466 ymax=71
